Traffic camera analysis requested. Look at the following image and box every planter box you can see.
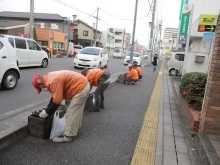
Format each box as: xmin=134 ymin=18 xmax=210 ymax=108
xmin=28 ymin=110 xmax=66 ymax=139
xmin=181 ymin=98 xmax=200 ymax=132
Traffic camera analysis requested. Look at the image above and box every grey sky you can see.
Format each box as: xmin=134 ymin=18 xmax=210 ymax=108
xmin=0 ymin=0 xmax=181 ymax=45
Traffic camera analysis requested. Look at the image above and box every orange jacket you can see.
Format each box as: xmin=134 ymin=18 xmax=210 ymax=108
xmin=136 ymin=66 xmax=142 ymax=76
xmin=126 ymin=68 xmax=139 ymax=80
xmin=43 ymin=70 xmax=87 ymax=104
xmin=85 ymin=69 xmax=106 ymax=90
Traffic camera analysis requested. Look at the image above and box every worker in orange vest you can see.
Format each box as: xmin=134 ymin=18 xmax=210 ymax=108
xmin=32 ymin=70 xmax=90 ymax=143
xmin=81 ymin=68 xmax=111 ymax=112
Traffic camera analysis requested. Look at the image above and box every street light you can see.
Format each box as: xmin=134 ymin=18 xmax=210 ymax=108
xmin=72 ymin=15 xmax=77 ymax=52
xmin=66 ymin=15 xmax=77 ymax=56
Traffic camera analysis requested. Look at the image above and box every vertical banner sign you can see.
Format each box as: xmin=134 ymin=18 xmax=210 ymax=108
xmin=179 ymin=0 xmax=188 ymax=20
xmin=179 ymin=0 xmax=190 ymax=44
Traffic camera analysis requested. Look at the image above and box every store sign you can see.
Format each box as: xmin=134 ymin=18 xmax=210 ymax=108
xmin=198 ymin=14 xmax=217 ymax=32
xmin=198 ymin=25 xmax=216 ymax=32
xmin=179 ymin=3 xmax=191 ymax=44
xmin=70 ymin=26 xmax=75 ymax=31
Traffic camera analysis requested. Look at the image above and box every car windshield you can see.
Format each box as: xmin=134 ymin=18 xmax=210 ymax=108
xmin=80 ymin=48 xmax=100 ymax=55
xmin=128 ymin=52 xmax=140 ymax=57
xmin=114 ymin=49 xmax=120 ymax=53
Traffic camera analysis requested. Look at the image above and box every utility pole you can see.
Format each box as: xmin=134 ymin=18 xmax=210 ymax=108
xmin=130 ymin=0 xmax=138 ymax=65
xmin=29 ymin=0 xmax=34 ymax=39
xmin=94 ymin=7 xmax=99 ymax=47
xmin=148 ymin=0 xmax=157 ymax=64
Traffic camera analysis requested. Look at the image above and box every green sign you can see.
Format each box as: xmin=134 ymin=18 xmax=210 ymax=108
xmin=179 ymin=3 xmax=191 ymax=44
xmin=179 ymin=0 xmax=188 ymax=20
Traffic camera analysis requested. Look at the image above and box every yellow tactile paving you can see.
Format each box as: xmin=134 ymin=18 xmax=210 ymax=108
xmin=131 ymin=64 xmax=163 ymax=165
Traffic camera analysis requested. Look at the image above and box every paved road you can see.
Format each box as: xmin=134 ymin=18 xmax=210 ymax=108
xmin=0 ymin=58 xmax=157 ymax=165
xmin=0 ymin=57 xmax=145 ymax=116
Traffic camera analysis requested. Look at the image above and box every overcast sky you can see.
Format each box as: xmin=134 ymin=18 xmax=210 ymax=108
xmin=0 ymin=0 xmax=181 ymax=46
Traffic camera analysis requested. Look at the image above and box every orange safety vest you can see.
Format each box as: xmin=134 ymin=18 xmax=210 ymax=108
xmin=85 ymin=69 xmax=106 ymax=90
xmin=126 ymin=68 xmax=139 ymax=81
xmin=136 ymin=66 xmax=142 ymax=76
xmin=43 ymin=70 xmax=87 ymax=104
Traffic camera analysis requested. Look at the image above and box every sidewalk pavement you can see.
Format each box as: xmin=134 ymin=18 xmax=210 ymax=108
xmin=0 ymin=60 xmax=220 ymax=165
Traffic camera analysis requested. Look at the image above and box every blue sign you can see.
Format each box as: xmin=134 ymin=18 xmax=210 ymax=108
xmin=202 ymin=33 xmax=214 ymax=41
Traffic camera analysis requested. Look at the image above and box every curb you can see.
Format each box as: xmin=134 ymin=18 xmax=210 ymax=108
xmin=0 ymin=73 xmax=121 ymax=150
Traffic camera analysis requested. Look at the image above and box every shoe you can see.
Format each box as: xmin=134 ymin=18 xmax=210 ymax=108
xmin=52 ymin=135 xmax=73 ymax=143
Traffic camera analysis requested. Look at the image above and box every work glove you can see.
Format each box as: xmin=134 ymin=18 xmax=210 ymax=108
xmin=39 ymin=110 xmax=49 ymax=119
xmin=45 ymin=98 xmax=60 ymax=115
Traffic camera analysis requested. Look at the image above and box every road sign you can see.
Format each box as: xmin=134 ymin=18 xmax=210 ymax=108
xmin=198 ymin=25 xmax=216 ymax=32
xmin=202 ymin=33 xmax=215 ymax=41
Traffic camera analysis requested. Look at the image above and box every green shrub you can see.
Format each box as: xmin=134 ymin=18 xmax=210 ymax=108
xmin=179 ymin=72 xmax=207 ymax=111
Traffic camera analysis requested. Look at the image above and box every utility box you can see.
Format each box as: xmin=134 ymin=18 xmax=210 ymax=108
xmin=195 ymin=55 xmax=205 ymax=63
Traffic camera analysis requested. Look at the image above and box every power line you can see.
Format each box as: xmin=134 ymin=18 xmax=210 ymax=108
xmin=100 ymin=8 xmax=150 ymax=20
xmin=53 ymin=0 xmax=93 ymax=17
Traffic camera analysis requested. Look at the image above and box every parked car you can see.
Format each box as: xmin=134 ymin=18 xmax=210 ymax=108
xmin=113 ymin=49 xmax=126 ymax=59
xmin=0 ymin=37 xmax=20 ymax=90
xmin=74 ymin=45 xmax=83 ymax=53
xmin=73 ymin=47 xmax=108 ymax=69
xmin=124 ymin=52 xmax=141 ymax=66
xmin=144 ymin=53 xmax=149 ymax=59
xmin=167 ymin=52 xmax=185 ymax=76
xmin=0 ymin=34 xmax=48 ymax=68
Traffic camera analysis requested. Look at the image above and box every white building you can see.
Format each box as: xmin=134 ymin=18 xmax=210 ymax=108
xmin=100 ymin=31 xmax=115 ymax=56
xmin=107 ymin=28 xmax=126 ymax=50
xmin=162 ymin=28 xmax=178 ymax=54
xmin=182 ymin=0 xmax=220 ymax=74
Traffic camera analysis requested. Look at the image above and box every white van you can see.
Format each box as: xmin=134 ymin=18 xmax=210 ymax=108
xmin=167 ymin=52 xmax=185 ymax=76
xmin=0 ymin=34 xmax=48 ymax=68
xmin=0 ymin=37 xmax=20 ymax=90
xmin=113 ymin=49 xmax=126 ymax=59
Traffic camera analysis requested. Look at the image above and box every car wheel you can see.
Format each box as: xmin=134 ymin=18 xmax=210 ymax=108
xmin=169 ymin=69 xmax=178 ymax=76
xmin=104 ymin=62 xmax=108 ymax=68
xmin=1 ymin=71 xmax=18 ymax=90
xmin=41 ymin=58 xmax=48 ymax=68
xmin=98 ymin=63 xmax=101 ymax=68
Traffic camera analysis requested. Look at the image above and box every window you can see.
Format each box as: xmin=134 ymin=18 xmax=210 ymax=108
xmin=8 ymin=37 xmax=14 ymax=47
xmin=15 ymin=38 xmax=26 ymax=49
xmin=40 ymin=23 xmax=45 ymax=28
xmin=175 ymin=54 xmax=185 ymax=61
xmin=51 ymin=23 xmax=58 ymax=29
xmin=27 ymin=40 xmax=41 ymax=51
xmin=83 ymin=30 xmax=88 ymax=36
xmin=115 ymin=39 xmax=122 ymax=43
xmin=0 ymin=41 xmax=3 ymax=49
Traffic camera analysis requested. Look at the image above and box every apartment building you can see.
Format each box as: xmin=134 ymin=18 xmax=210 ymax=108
xmin=161 ymin=28 xmax=178 ymax=54
xmin=100 ymin=31 xmax=115 ymax=56
xmin=107 ymin=28 xmax=126 ymax=50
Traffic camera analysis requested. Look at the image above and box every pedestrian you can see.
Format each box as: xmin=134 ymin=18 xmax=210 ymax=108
xmin=81 ymin=68 xmax=111 ymax=112
xmin=152 ymin=55 xmax=158 ymax=72
xmin=32 ymin=70 xmax=90 ymax=143
xmin=133 ymin=62 xmax=142 ymax=79
xmin=124 ymin=64 xmax=139 ymax=84
xmin=46 ymin=47 xmax=51 ymax=58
